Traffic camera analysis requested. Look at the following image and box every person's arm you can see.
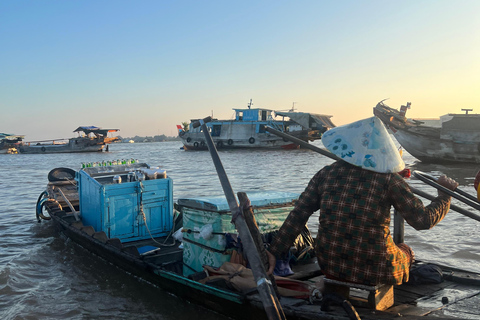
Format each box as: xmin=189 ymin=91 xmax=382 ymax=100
xmin=267 ymin=169 xmax=324 ymax=266
xmin=389 ymin=174 xmax=458 ymax=230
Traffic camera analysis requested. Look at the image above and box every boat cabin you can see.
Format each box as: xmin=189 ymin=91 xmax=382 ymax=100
xmin=234 ymin=108 xmax=274 ymax=122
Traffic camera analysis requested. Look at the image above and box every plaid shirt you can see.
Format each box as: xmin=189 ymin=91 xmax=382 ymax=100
xmin=269 ymin=161 xmax=451 ymax=285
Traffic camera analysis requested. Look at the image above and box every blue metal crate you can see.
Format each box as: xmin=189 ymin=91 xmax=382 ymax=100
xmin=77 ymin=165 xmax=173 ymax=243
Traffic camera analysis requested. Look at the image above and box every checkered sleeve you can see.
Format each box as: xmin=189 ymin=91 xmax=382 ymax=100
xmin=389 ymin=174 xmax=451 ymax=230
xmin=268 ymin=169 xmax=324 ymax=258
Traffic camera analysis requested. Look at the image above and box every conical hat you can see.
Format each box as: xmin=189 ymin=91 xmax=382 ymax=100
xmin=322 ymin=116 xmax=405 ymax=173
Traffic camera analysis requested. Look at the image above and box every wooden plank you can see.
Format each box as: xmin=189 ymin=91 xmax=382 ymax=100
xmin=396 ymin=282 xmax=451 ymax=296
xmin=393 ymin=289 xmax=421 ymax=304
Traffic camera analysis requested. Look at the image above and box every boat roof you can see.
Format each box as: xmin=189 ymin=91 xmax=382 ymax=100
xmin=73 ymin=126 xmax=119 ymax=134
xmin=275 ymin=111 xmax=336 ymax=129
xmin=232 ymin=107 xmax=274 ymax=112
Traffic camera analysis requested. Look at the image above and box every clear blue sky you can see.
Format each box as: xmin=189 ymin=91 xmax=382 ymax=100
xmin=1 ymin=1 xmax=479 ymax=140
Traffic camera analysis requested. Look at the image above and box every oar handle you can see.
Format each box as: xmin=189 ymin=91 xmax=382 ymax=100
xmin=413 ymin=171 xmax=480 ymax=209
xmin=410 ymin=186 xmax=480 ymax=222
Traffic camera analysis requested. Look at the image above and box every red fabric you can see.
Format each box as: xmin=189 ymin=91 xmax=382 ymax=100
xmin=398 ymin=169 xmax=411 ymax=178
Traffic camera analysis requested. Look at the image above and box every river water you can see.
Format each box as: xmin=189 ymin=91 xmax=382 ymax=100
xmin=1 ymin=141 xmax=480 ymax=319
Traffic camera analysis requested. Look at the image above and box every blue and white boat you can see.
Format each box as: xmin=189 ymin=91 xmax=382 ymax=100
xmin=178 ymin=101 xmax=335 ymax=150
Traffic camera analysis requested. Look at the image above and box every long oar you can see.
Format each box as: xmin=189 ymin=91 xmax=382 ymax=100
xmin=407 ymin=186 xmax=480 ymax=222
xmin=194 ymin=118 xmax=286 ymax=320
xmin=265 ymin=126 xmax=480 ymax=222
xmin=413 ymin=171 xmax=480 ymax=206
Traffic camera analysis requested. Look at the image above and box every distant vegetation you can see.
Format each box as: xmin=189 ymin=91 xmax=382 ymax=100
xmin=118 ymin=135 xmax=180 ymax=143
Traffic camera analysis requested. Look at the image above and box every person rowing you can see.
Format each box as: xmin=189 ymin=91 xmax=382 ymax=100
xmin=267 ymin=116 xmax=458 ymax=286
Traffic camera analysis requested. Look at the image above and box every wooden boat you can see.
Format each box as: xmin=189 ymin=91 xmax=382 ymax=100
xmin=374 ymin=100 xmax=480 ymax=164
xmin=19 ymin=126 xmax=120 ymax=154
xmin=36 ymin=164 xmax=480 ymax=320
xmin=178 ymin=101 xmax=335 ymax=150
xmin=0 ymin=133 xmax=24 ymax=154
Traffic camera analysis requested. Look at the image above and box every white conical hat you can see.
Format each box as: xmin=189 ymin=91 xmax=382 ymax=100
xmin=322 ymin=116 xmax=405 ymax=173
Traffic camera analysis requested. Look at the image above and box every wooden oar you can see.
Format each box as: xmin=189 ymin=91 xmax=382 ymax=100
xmin=408 ymin=187 xmax=480 ymax=222
xmin=265 ymin=127 xmax=342 ymax=161
xmin=413 ymin=171 xmax=480 ymax=207
xmin=195 ymin=118 xmax=286 ymax=320
xmin=265 ymin=126 xmax=480 ymax=222
xmin=238 ymin=192 xmax=281 ymax=297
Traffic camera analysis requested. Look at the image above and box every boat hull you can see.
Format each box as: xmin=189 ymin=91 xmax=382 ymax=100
xmin=19 ymin=141 xmax=104 ymax=154
xmin=48 ymin=211 xmax=255 ymax=319
xmin=180 ymin=127 xmax=318 ymax=150
xmin=19 ymin=126 xmax=119 ymax=154
xmin=393 ymin=129 xmax=480 ymax=164
xmin=374 ymin=102 xmax=480 ymax=164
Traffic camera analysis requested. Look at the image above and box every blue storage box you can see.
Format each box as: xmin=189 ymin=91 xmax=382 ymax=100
xmin=176 ymin=191 xmax=299 ymax=276
xmin=77 ymin=164 xmax=173 ymax=243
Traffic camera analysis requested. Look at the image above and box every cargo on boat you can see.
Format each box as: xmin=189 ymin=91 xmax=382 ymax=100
xmin=374 ymin=100 xmax=480 ymax=164
xmin=36 ymin=163 xmax=480 ymax=320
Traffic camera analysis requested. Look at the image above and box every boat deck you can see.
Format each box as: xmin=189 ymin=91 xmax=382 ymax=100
xmin=43 ymin=182 xmax=480 ymax=320
xmin=242 ymin=260 xmax=480 ymax=319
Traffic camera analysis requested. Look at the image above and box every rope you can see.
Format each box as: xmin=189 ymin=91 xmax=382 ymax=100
xmin=138 ymin=181 xmax=177 ymax=247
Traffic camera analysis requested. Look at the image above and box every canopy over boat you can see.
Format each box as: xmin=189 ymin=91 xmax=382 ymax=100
xmin=73 ymin=126 xmax=119 ymax=136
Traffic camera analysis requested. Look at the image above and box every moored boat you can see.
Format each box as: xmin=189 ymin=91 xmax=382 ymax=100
xmin=178 ymin=101 xmax=335 ymax=150
xmin=36 ymin=162 xmax=480 ymax=320
xmin=374 ymin=100 xmax=480 ymax=164
xmin=19 ymin=126 xmax=120 ymax=154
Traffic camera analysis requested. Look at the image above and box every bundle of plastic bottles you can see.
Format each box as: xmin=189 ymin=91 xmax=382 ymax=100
xmin=81 ymin=158 xmax=139 ymax=168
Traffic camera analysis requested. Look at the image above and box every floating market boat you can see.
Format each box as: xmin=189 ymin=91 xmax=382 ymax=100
xmin=0 ymin=133 xmax=24 ymax=154
xmin=36 ymin=162 xmax=480 ymax=320
xmin=374 ymin=100 xmax=480 ymax=164
xmin=178 ymin=101 xmax=335 ymax=150
xmin=19 ymin=126 xmax=120 ymax=154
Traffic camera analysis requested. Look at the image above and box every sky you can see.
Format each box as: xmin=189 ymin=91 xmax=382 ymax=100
xmin=1 ymin=1 xmax=479 ymax=140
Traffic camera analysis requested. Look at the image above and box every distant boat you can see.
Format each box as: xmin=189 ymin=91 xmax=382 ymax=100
xmin=374 ymin=100 xmax=480 ymax=164
xmin=178 ymin=101 xmax=335 ymax=150
xmin=19 ymin=126 xmax=120 ymax=154
xmin=0 ymin=133 xmax=24 ymax=154
xmin=129 ymin=140 xmax=134 ymax=143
